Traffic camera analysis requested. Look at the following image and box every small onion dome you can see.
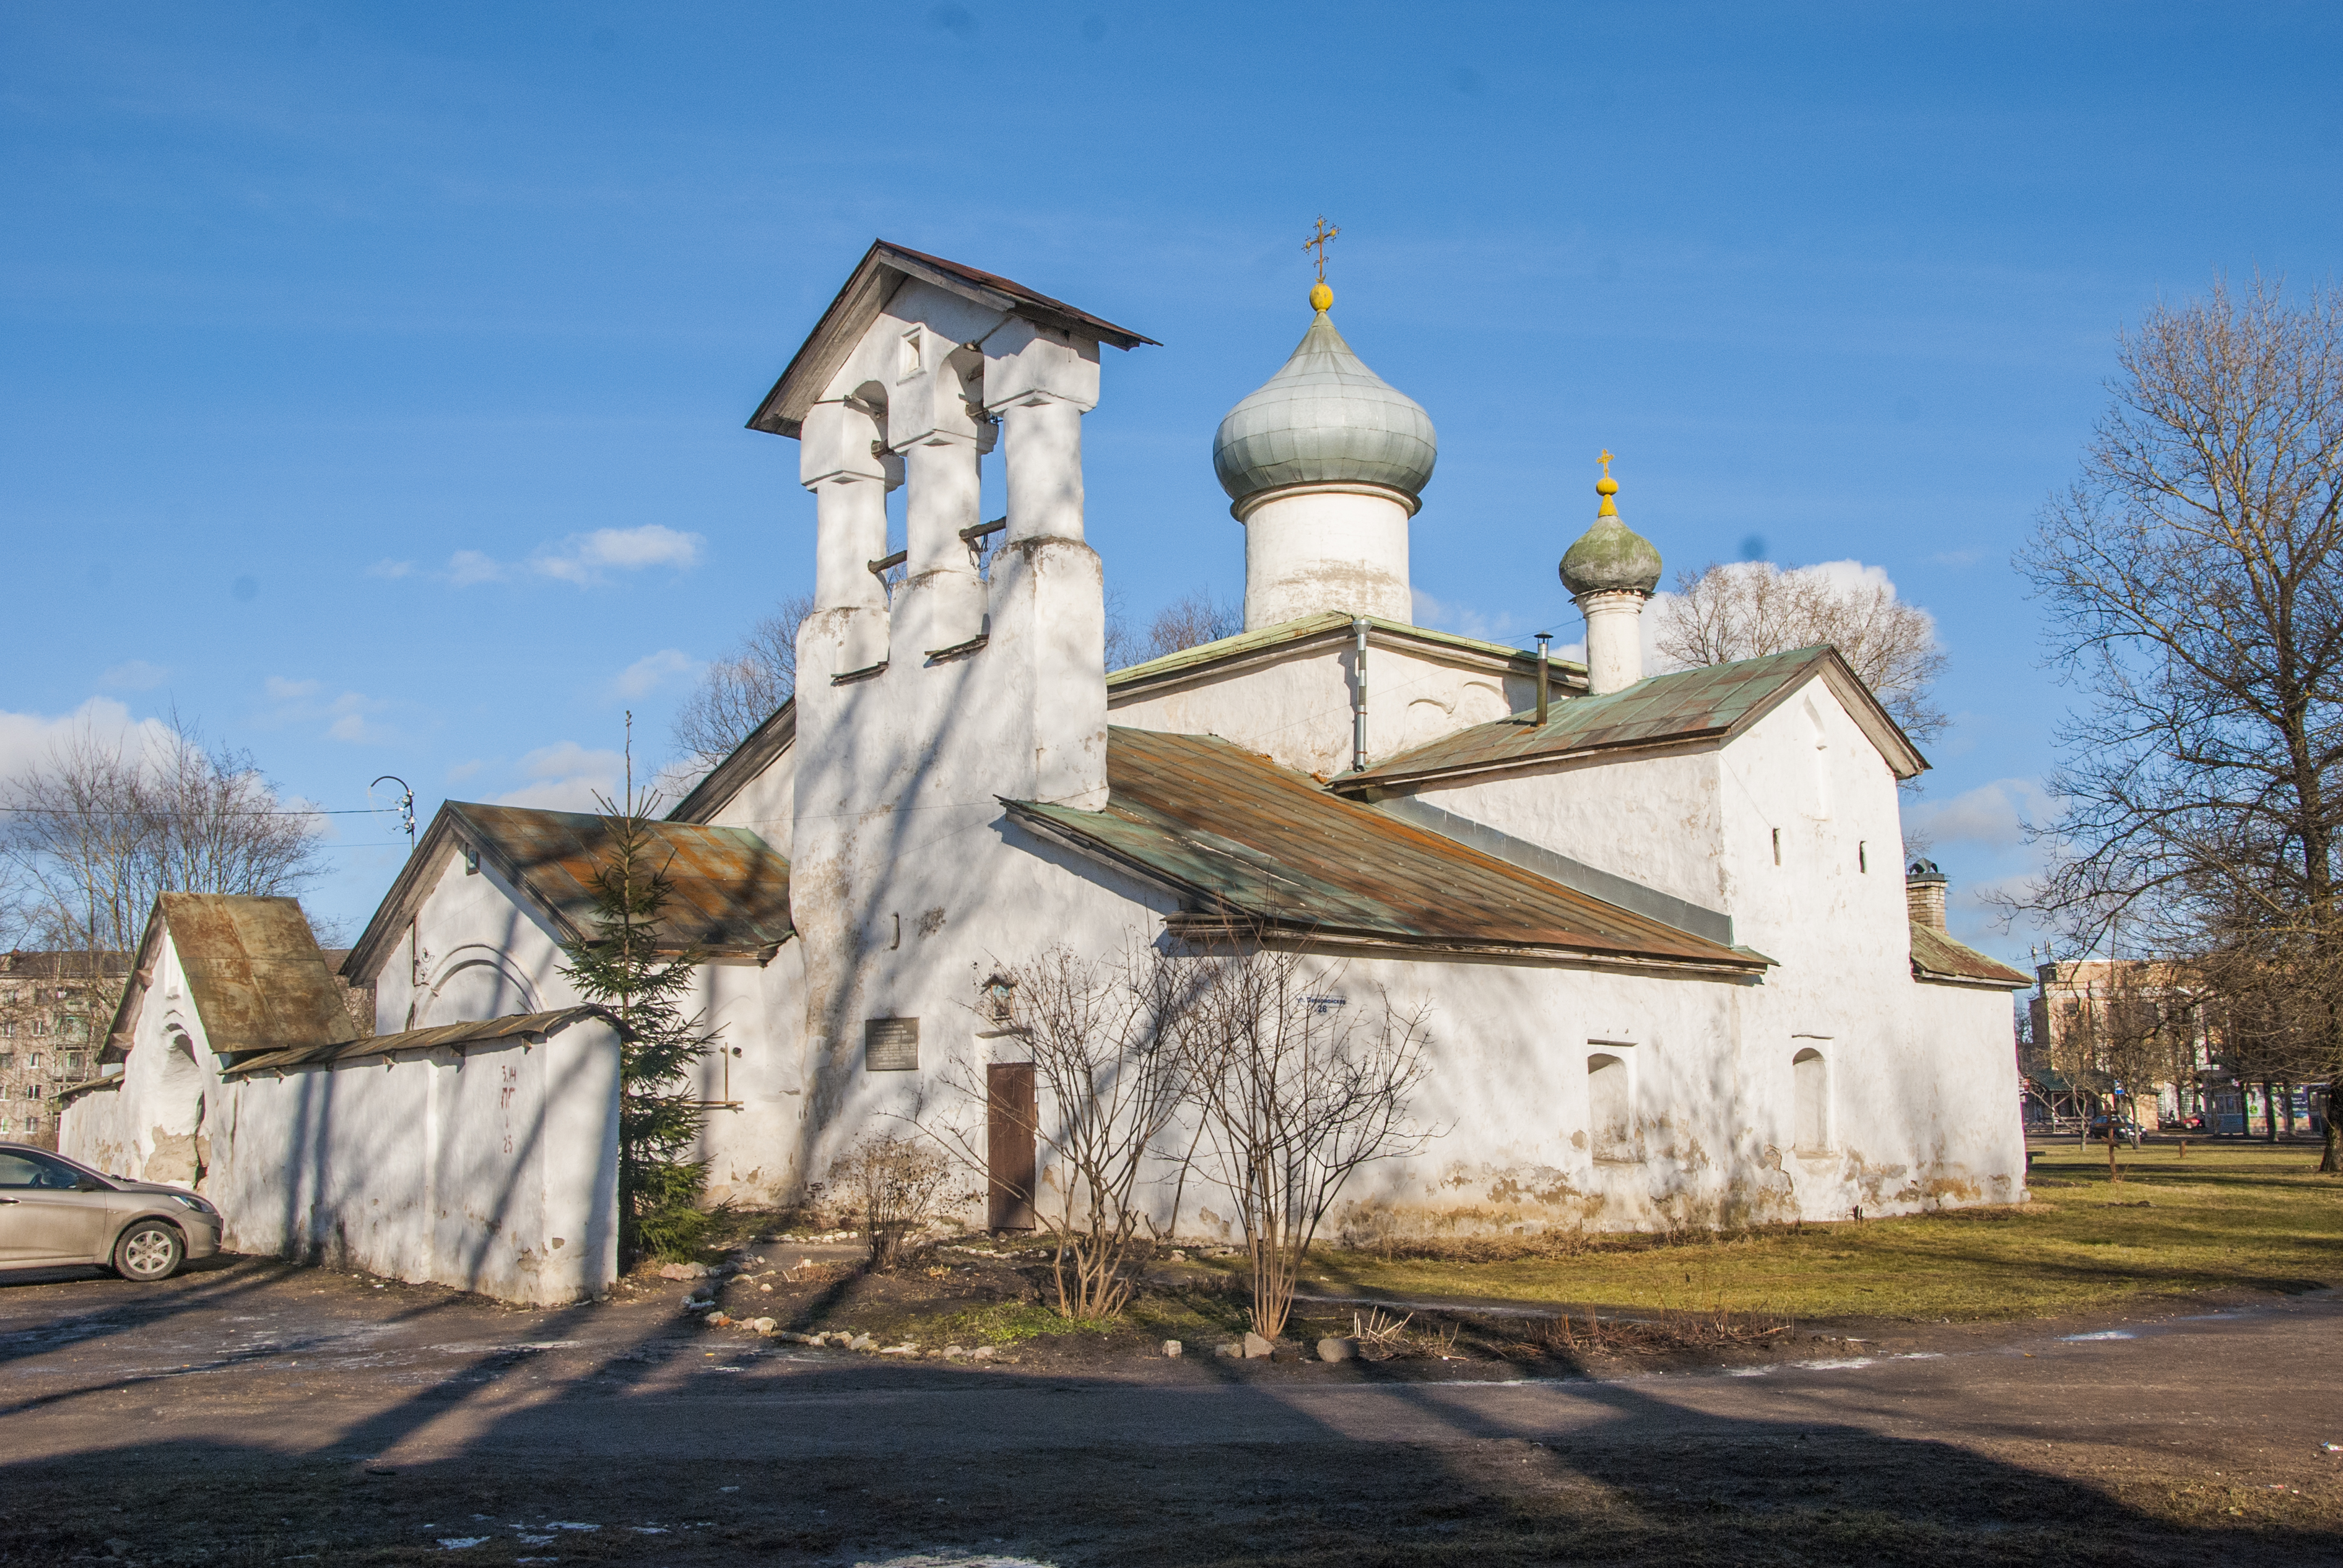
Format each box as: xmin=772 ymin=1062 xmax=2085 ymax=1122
xmin=1559 ymin=465 xmax=1663 ymax=596
xmin=1212 ymin=287 xmax=1438 ymax=509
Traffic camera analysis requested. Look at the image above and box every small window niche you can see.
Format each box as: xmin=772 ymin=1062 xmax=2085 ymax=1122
xmin=897 ymin=327 xmax=924 ymax=383
xmin=1587 ymin=1050 xmax=1635 ymax=1162
xmin=1793 ymin=1047 xmax=1830 ymax=1154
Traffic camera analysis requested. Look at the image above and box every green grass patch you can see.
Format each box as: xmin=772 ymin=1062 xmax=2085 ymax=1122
xmin=1291 ymin=1143 xmax=2340 ymax=1322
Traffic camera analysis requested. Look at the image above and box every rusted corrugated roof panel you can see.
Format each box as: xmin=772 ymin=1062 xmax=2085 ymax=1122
xmin=449 ymin=803 xmax=793 ymax=955
xmin=225 ymin=1006 xmax=620 ymax=1078
xmin=1008 ymin=730 xmax=1762 ymax=972
xmin=149 ymin=893 xmax=360 ymax=1060
xmin=1910 ymin=924 xmax=2031 ymax=988
xmin=1339 ymin=645 xmax=1926 ymax=787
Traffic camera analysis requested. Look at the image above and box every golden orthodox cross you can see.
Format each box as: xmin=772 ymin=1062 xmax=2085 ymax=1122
xmin=1598 ymin=449 xmax=1614 ymax=478
xmin=1303 ymin=216 xmax=1339 ymax=281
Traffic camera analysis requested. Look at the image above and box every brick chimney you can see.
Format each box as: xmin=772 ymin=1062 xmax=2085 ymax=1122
xmin=1905 ymin=857 xmax=1948 ymax=930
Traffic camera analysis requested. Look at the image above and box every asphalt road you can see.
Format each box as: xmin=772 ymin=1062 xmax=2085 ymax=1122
xmin=1 ymin=1256 xmax=2337 ymax=1566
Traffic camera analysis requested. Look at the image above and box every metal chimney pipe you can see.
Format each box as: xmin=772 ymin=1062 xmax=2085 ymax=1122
xmin=1534 ymin=633 xmax=1552 ymax=726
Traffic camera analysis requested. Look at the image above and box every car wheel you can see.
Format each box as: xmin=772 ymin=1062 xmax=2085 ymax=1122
xmin=112 ymin=1220 xmax=185 ymax=1282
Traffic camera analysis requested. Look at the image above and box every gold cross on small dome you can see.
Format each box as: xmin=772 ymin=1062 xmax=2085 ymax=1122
xmin=1598 ymin=449 xmax=1614 ymax=478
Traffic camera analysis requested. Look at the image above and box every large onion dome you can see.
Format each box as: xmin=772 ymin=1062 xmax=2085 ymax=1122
xmin=1559 ymin=467 xmax=1663 ymax=596
xmin=1212 ymin=290 xmax=1438 ymax=509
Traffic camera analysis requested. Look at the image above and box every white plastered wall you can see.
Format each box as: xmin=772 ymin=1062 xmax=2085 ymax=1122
xmin=59 ymin=928 xmax=624 ymax=1305
xmin=357 ymin=841 xmax=809 ymax=1208
xmin=1109 ymin=638 xmax=1532 ymax=777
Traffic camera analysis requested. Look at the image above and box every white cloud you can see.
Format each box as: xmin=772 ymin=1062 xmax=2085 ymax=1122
xmin=495 ymin=742 xmax=624 ymax=812
xmin=100 ymin=660 xmax=168 ymax=690
xmin=441 ymin=526 xmax=706 ymax=589
xmin=609 ymin=648 xmax=698 ymax=700
xmin=446 ymin=549 xmax=505 ymax=587
xmin=367 ymin=558 xmax=415 ymax=580
xmin=264 ymin=676 xmax=323 ymax=702
xmin=1410 ymin=589 xmax=1531 ymax=648
xmin=548 ymin=525 xmax=703 ymax=575
xmin=445 ymin=758 xmax=484 ymax=783
xmin=256 ymin=677 xmax=393 ymax=744
xmin=1906 ymin=778 xmax=2056 ymax=851
xmin=0 ymin=699 xmax=178 ymax=787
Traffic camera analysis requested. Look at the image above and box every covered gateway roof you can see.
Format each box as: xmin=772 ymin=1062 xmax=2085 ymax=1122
xmin=1006 ymin=729 xmax=1764 ymax=974
xmin=343 ymin=802 xmax=793 ymax=983
xmin=1336 ymin=645 xmax=1927 ymax=790
xmin=106 ymin=893 xmax=360 ymax=1062
xmin=1909 ymin=924 xmax=2031 ymax=988
xmin=225 ymin=1007 xmax=620 ymax=1079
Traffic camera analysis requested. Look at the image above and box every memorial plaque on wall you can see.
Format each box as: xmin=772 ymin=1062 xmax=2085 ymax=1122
xmin=864 ymin=1016 xmax=919 ymax=1072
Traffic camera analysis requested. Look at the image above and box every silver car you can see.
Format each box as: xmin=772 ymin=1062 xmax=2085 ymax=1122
xmin=0 ymin=1141 xmax=222 ymax=1281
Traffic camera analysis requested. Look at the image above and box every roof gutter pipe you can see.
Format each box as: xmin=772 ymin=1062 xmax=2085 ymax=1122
xmin=1350 ymin=617 xmax=1369 ymax=774
xmin=1535 ymin=632 xmax=1552 ymax=726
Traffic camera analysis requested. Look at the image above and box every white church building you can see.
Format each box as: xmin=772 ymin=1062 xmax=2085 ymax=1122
xmin=65 ymin=241 xmax=2028 ymax=1303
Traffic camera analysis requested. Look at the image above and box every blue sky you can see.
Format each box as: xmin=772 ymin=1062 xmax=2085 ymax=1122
xmin=4 ymin=2 xmax=2338 ymax=958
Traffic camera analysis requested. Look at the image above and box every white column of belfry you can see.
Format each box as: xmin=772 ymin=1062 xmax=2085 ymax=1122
xmin=986 ymin=319 xmax=1109 ymax=807
xmin=797 ymin=399 xmax=894 ymax=675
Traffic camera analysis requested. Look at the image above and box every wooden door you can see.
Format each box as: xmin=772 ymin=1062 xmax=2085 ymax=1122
xmin=986 ymin=1062 xmax=1036 ymax=1232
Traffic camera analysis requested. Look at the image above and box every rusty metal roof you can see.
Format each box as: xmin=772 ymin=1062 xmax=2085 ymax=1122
xmin=225 ymin=1006 xmax=621 ymax=1079
xmin=748 ymin=240 xmax=1157 ymax=438
xmin=344 ymin=803 xmax=793 ymax=984
xmin=1006 ymin=729 xmax=1764 ymax=973
xmin=1338 ymin=646 xmax=1926 ymax=789
xmin=106 ymin=894 xmax=359 ymax=1062
xmin=1909 ymin=924 xmax=2030 ymax=988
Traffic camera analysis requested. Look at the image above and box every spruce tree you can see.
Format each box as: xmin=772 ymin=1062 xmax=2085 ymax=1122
xmin=558 ymin=720 xmax=719 ymax=1262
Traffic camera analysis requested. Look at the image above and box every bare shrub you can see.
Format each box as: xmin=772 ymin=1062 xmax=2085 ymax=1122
xmin=828 ymin=1133 xmax=952 ymax=1271
xmin=929 ymin=938 xmax=1196 ymax=1320
xmin=1172 ymin=932 xmax=1439 ymax=1340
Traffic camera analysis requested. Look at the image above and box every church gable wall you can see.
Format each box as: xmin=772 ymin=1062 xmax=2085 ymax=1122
xmin=703 ymin=740 xmax=794 ymax=856
xmin=1396 ymin=745 xmax=1729 ymax=913
xmin=1109 ymin=638 xmax=1528 ymax=776
xmin=360 ymin=836 xmax=809 ymax=1207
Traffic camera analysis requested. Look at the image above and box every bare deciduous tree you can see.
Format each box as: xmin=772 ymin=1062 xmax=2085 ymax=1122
xmin=928 ymin=939 xmax=1196 ymax=1320
xmin=2012 ymin=275 xmax=2343 ymax=1172
xmin=1172 ymin=932 xmax=1437 ymax=1341
xmin=669 ymin=593 xmax=812 ymax=769
xmin=1139 ymin=590 xmax=1243 ymax=663
xmin=1 ymin=714 xmax=326 ymax=1021
xmin=1654 ymin=561 xmax=1948 ymax=740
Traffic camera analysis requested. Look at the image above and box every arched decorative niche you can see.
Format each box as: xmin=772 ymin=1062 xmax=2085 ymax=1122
xmin=1586 ymin=1051 xmax=1634 ymax=1163
xmin=419 ymin=948 xmax=541 ymax=1028
xmin=1793 ymin=1047 xmax=1830 ymax=1154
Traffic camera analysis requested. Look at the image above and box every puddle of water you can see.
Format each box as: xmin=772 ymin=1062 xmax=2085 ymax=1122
xmin=1892 ymin=1352 xmax=1947 ymax=1359
xmin=1794 ymin=1358 xmax=1876 ymax=1371
xmin=2059 ymin=1330 xmax=2136 ymax=1341
xmin=1726 ymin=1366 xmax=1773 ymax=1377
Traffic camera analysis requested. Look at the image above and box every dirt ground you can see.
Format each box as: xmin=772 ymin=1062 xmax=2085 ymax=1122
xmin=1 ymin=1238 xmax=2338 ymax=1566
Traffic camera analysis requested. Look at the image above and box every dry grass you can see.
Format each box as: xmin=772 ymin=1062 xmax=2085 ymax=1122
xmin=1300 ymin=1143 xmax=2341 ymax=1322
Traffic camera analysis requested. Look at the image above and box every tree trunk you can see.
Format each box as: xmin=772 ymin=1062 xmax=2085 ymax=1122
xmin=2106 ymin=1124 xmax=2121 ymax=1183
xmin=2262 ymin=1078 xmax=2278 ymax=1143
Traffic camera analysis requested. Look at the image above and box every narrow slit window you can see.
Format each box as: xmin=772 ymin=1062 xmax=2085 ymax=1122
xmin=1858 ymin=841 xmax=1867 ymax=873
xmin=1771 ymin=828 xmax=1781 ymax=866
xmin=1793 ymin=1048 xmax=1829 ymax=1153
xmin=1587 ymin=1052 xmax=1633 ymax=1161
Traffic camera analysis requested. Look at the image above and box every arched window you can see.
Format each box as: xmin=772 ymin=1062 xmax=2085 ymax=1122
xmin=1588 ymin=1052 xmax=1633 ymax=1161
xmin=1793 ymin=1048 xmax=1829 ymax=1153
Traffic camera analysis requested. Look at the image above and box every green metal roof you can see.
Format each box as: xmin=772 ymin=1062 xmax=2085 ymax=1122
xmin=1108 ymin=611 xmax=1576 ymax=690
xmin=1006 ymin=729 xmax=1763 ymax=972
xmin=1338 ymin=644 xmax=1926 ymax=787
